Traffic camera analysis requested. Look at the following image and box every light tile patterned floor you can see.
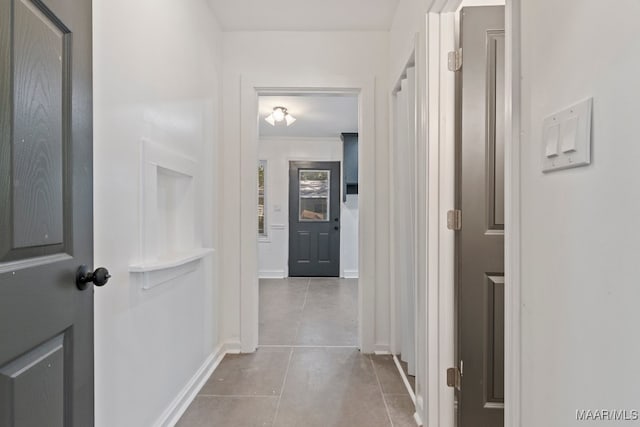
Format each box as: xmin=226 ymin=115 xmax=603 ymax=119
xmin=178 ymin=278 xmax=416 ymax=427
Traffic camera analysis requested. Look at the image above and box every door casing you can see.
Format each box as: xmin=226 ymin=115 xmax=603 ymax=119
xmin=418 ymin=1 xmax=522 ymax=427
xmin=239 ymin=76 xmax=377 ymax=354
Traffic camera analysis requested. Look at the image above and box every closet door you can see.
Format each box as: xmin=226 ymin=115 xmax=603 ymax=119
xmin=394 ymin=68 xmax=417 ymax=376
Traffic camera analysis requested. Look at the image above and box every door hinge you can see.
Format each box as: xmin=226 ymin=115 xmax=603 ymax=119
xmin=448 ymin=48 xmax=462 ymax=72
xmin=447 ymin=367 xmax=461 ymax=390
xmin=447 ymin=209 xmax=462 ymax=231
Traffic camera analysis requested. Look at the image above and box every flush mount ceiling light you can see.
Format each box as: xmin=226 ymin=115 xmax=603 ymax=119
xmin=265 ymin=106 xmax=296 ymax=127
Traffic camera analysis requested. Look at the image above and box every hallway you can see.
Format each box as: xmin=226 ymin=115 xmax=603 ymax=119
xmin=177 ymin=279 xmax=415 ymax=426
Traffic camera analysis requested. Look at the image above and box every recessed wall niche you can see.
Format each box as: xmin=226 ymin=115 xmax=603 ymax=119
xmin=129 ymin=139 xmax=213 ymax=289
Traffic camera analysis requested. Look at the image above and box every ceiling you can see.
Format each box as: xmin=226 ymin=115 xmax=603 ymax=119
xmin=208 ymin=0 xmax=400 ymax=31
xmin=259 ymin=95 xmax=358 ymax=139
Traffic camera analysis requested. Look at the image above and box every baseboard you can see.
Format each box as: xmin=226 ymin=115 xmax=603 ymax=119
xmin=258 ymin=270 xmax=286 ymax=279
xmin=223 ymin=340 xmax=242 ymax=354
xmin=342 ymin=269 xmax=359 ymax=279
xmin=392 ymin=355 xmax=416 ymax=404
xmin=414 ymin=395 xmax=424 ymax=426
xmin=374 ymin=344 xmax=391 ymax=355
xmin=413 ymin=411 xmax=423 ymax=426
xmin=155 ymin=342 xmax=235 ymax=427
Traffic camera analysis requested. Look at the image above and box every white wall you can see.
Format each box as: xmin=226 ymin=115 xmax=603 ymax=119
xmin=221 ymin=31 xmax=390 ymax=350
xmin=257 ymin=138 xmax=359 ymax=279
xmin=519 ymin=1 xmax=640 ymax=425
xmin=92 ymin=1 xmax=222 ymax=426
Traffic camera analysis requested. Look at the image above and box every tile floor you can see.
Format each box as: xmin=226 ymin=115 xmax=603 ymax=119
xmin=177 ymin=278 xmax=416 ymax=427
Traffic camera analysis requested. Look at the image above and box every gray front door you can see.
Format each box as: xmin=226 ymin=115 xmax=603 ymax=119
xmin=456 ymin=6 xmax=505 ymax=427
xmin=288 ymin=161 xmax=340 ymax=277
xmin=0 ymin=0 xmax=95 ymax=425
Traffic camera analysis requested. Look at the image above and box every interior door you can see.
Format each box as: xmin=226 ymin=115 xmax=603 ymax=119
xmin=288 ymin=161 xmax=340 ymax=277
xmin=456 ymin=6 xmax=505 ymax=427
xmin=0 ymin=0 xmax=98 ymax=425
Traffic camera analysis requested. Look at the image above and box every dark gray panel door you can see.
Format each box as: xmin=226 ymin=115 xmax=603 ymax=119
xmin=289 ymin=161 xmax=340 ymax=277
xmin=456 ymin=6 xmax=505 ymax=427
xmin=0 ymin=0 xmax=94 ymax=425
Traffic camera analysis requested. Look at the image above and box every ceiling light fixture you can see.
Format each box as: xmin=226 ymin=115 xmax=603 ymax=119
xmin=265 ymin=106 xmax=296 ymax=127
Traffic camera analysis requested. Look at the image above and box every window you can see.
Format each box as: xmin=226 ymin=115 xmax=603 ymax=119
xmin=258 ymin=160 xmax=267 ymax=236
xmin=298 ymin=170 xmax=330 ymax=221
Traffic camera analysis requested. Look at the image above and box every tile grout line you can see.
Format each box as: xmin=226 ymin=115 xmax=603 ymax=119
xmin=291 ymin=278 xmax=311 ymax=344
xmin=369 ymin=356 xmax=396 ymax=427
xmin=270 ymin=347 xmax=294 ymax=427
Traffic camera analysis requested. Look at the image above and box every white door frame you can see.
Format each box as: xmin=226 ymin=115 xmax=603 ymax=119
xmin=423 ymin=1 xmax=521 ymax=426
xmin=239 ymin=74 xmax=377 ymax=354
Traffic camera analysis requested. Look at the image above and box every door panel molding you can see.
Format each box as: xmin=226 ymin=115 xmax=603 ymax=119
xmin=485 ymin=273 xmax=505 ymax=406
xmin=486 ymin=30 xmax=506 ymax=233
xmin=0 ymin=253 xmax=72 ymax=274
xmin=0 ymin=0 xmax=74 ymax=263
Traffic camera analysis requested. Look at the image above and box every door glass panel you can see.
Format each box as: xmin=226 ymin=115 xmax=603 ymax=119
xmin=299 ymin=170 xmax=330 ymax=221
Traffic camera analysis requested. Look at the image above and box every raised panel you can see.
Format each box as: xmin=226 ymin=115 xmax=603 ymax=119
xmin=485 ymin=274 xmax=505 ymax=406
xmin=486 ymin=31 xmax=505 ymax=232
xmin=1 ymin=0 xmax=71 ymax=262
xmin=0 ymin=335 xmax=65 ymax=427
xmin=297 ymin=232 xmax=311 ymax=263
xmin=13 ymin=0 xmax=66 ymax=248
xmin=318 ymin=232 xmax=330 ymax=263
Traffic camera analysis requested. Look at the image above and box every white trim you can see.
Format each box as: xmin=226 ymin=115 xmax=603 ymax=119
xmin=155 ymin=342 xmax=236 ymax=427
xmin=129 ymin=248 xmax=214 ymax=290
xmin=129 ymin=248 xmax=214 ymax=273
xmin=414 ymin=395 xmax=425 ymax=427
xmin=240 ymin=74 xmax=377 ymax=354
xmin=343 ymin=269 xmax=359 ymax=279
xmin=373 ymin=344 xmax=391 ymax=355
xmin=413 ymin=411 xmax=423 ymax=427
xmin=393 ymin=354 xmax=417 ymax=404
xmin=504 ymin=0 xmax=522 ymax=426
xmin=258 ymin=270 xmax=286 ymax=279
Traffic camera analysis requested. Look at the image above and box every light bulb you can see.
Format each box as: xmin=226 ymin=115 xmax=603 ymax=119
xmin=265 ymin=114 xmax=276 ymax=126
xmin=272 ymin=107 xmax=286 ymax=122
xmin=285 ymin=114 xmax=296 ymax=126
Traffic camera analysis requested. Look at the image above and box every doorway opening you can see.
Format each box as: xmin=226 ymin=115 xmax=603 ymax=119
xmin=256 ymin=93 xmax=360 ymax=348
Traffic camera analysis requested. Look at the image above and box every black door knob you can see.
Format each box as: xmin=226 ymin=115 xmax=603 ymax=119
xmin=334 ymin=226 xmax=340 ymax=230
xmin=76 ymin=265 xmax=111 ymax=290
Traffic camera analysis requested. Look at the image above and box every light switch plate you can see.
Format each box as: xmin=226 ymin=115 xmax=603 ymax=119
xmin=541 ymin=98 xmax=592 ymax=173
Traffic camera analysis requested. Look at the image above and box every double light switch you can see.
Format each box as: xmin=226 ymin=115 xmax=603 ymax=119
xmin=542 ymin=98 xmax=592 ymax=173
